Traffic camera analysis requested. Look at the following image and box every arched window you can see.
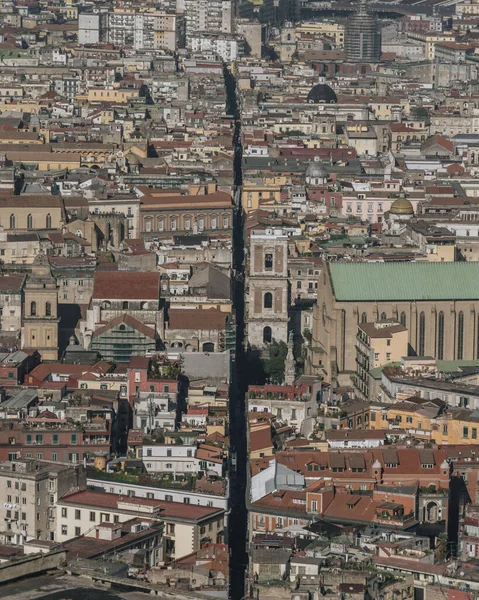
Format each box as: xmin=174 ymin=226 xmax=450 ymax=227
xmin=9 ymin=214 xmax=15 ymax=229
xmin=400 ymin=312 xmax=406 ymax=327
xmin=30 ymin=301 xmax=36 ymax=316
xmin=418 ymin=312 xmax=425 ymax=356
xmin=437 ymin=311 xmax=444 ymax=360
xmin=264 ymin=292 xmax=273 ymax=309
xmin=263 ymin=326 xmax=272 ymax=344
xmin=119 ymin=324 xmax=126 ymax=331
xmin=27 ymin=214 xmax=33 ymax=229
xmin=122 ymin=301 xmax=129 ymax=310
xmin=45 ymin=302 xmax=51 ymax=317
xmin=361 ymin=312 xmax=367 ymax=323
xmin=144 ymin=217 xmax=152 ymax=233
xmin=380 ymin=312 xmax=387 ymax=321
xmin=202 ymin=342 xmax=215 ymax=352
xmin=45 ymin=213 xmax=52 ymax=229
xmin=458 ymin=311 xmax=464 ymax=360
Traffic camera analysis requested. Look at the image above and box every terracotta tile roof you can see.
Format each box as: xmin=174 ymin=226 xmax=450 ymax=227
xmin=92 ymin=271 xmax=159 ymax=300
xmin=60 ymin=490 xmax=224 ymax=522
xmin=167 ymin=308 xmax=227 ymax=331
xmin=250 ymin=426 xmax=273 ymax=453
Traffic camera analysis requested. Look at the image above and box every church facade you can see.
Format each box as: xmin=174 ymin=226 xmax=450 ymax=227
xmin=307 ymin=261 xmax=479 ymax=387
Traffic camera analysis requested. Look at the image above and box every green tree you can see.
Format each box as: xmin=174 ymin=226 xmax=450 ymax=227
xmin=263 ymin=340 xmax=288 ymax=384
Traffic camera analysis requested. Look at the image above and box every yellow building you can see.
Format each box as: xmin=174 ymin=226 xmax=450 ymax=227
xmin=22 ymin=254 xmax=59 ymax=361
xmin=355 ymin=321 xmax=408 ymax=401
xmin=0 ymin=195 xmax=64 ymax=231
xmin=243 ymin=180 xmax=282 ymax=212
xmin=340 ymin=400 xmax=390 ymax=431
xmin=86 ymin=87 xmax=140 ymax=104
xmin=295 ymin=21 xmax=345 ymax=46
xmin=436 ymin=411 xmax=479 ymax=445
xmin=456 ymin=0 xmax=479 ymax=15
xmin=406 ymin=31 xmax=455 ymax=60
xmin=0 ymin=132 xmax=43 ymax=144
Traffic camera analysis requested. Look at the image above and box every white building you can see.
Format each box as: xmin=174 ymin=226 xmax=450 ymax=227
xmin=134 ymin=392 xmax=177 ymax=433
xmin=248 ymin=395 xmax=317 ymax=437
xmin=107 ymin=10 xmax=181 ymax=51
xmin=78 ymin=14 xmax=105 ymax=45
xmin=140 ymin=444 xmax=223 ymax=477
xmin=189 ymin=34 xmax=242 ymax=61
xmin=184 ymin=0 xmax=232 ymax=39
xmin=87 ymin=477 xmax=227 ymax=510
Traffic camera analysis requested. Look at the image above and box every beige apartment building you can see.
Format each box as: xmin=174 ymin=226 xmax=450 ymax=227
xmin=0 ymin=459 xmax=85 ymax=545
xmin=56 ymin=490 xmax=225 ymax=562
xmin=354 ymin=321 xmax=408 ymax=400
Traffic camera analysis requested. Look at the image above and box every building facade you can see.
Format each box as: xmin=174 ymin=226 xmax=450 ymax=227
xmin=22 ymin=254 xmax=59 ymax=362
xmin=246 ymin=229 xmax=289 ymax=349
xmin=308 ymin=262 xmax=479 ymax=387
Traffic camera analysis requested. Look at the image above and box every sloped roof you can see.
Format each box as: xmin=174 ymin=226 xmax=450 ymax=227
xmin=92 ymin=271 xmax=159 ymax=300
xmin=92 ymin=314 xmax=156 ymax=339
xmin=328 ymin=262 xmax=479 ymax=302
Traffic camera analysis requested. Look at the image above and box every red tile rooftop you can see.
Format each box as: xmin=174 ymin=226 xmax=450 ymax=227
xmin=60 ymin=490 xmax=223 ymax=521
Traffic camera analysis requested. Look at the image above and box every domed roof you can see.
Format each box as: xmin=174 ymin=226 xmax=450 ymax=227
xmin=390 ymin=198 xmax=414 ymax=215
xmin=306 ymin=161 xmax=328 ymax=179
xmin=307 ymin=83 xmax=337 ymax=104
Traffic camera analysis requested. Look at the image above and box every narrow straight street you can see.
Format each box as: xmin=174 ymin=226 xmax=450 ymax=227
xmin=224 ymin=64 xmax=248 ymax=600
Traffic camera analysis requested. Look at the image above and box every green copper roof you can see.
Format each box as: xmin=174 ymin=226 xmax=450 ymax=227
xmin=328 ymin=262 xmax=479 ymax=302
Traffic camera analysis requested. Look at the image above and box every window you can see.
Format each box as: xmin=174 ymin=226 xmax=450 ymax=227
xmin=361 ymin=312 xmax=367 ymax=323
xmin=473 ymin=428 xmax=477 ymax=440
xmin=418 ymin=312 xmax=425 ymax=356
xmin=170 ymin=217 xmax=177 ymax=231
xmin=311 ymin=500 xmax=318 ymax=512
xmin=211 ymin=216 xmax=217 ymax=229
xmin=75 ymin=527 xmax=81 ymax=536
xmin=264 ymin=292 xmax=272 ymax=309
xmin=184 ymin=217 xmax=191 ymax=230
xmin=36 ymin=434 xmax=43 ymax=444
xmin=61 ymin=525 xmax=67 ymax=536
xmin=145 ymin=217 xmax=152 ymax=232
xmin=380 ymin=312 xmax=387 ymax=320
xmin=30 ymin=301 xmax=36 ymax=316
xmin=45 ymin=302 xmax=52 ymax=317
xmin=223 ymin=216 xmax=228 ymax=228
xmin=264 ymin=253 xmax=273 ymax=271
xmin=167 ymin=449 xmax=172 ymax=457
xmin=75 ymin=509 xmax=81 ymax=520
xmin=61 ymin=508 xmax=68 ymax=518
xmin=27 ymin=214 xmax=33 ymax=229
xmin=263 ymin=326 xmax=272 ymax=344
xmin=9 ymin=214 xmax=15 ymax=229
xmin=458 ymin=311 xmax=464 ymax=360
xmin=184 ymin=497 xmax=190 ymax=504
xmin=443 ymin=424 xmax=448 ymax=435
xmin=464 ymin=426 xmax=469 ymax=439
xmin=46 ymin=214 xmax=52 ymax=229
xmin=90 ymin=512 xmax=95 ymax=522
xmin=71 ymin=434 xmax=77 ymax=444
xmin=437 ymin=311 xmax=444 ymax=360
